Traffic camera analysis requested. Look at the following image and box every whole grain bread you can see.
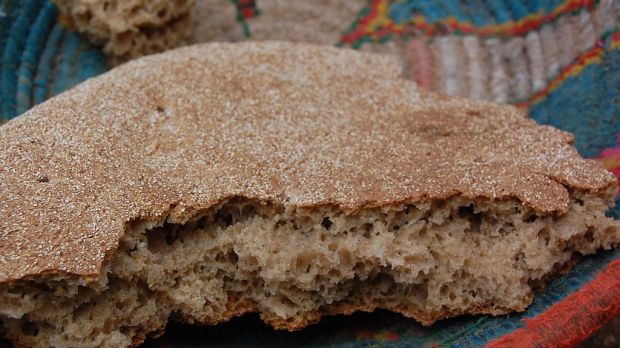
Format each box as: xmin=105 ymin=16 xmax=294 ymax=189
xmin=0 ymin=42 xmax=618 ymax=347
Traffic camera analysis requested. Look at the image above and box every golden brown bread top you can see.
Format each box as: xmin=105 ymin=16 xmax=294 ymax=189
xmin=0 ymin=41 xmax=615 ymax=283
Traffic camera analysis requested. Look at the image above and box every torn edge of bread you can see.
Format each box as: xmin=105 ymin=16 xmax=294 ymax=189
xmin=1 ymin=188 xmax=619 ymax=348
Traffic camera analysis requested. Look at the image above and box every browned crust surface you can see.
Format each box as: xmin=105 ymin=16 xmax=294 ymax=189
xmin=0 ymin=41 xmax=615 ymax=284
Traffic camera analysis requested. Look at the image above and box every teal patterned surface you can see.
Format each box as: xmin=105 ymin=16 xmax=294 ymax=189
xmin=0 ymin=0 xmax=107 ymax=120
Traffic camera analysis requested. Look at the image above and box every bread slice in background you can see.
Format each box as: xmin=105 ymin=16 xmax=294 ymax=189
xmin=0 ymin=42 xmax=618 ymax=348
xmin=52 ymin=0 xmax=196 ymax=64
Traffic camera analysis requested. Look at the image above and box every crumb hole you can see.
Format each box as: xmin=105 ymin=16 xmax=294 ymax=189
xmin=214 ymin=211 xmax=234 ymax=228
xmin=584 ymin=229 xmax=594 ymax=243
xmin=321 ymin=217 xmax=333 ymax=230
xmin=75 ymin=10 xmax=93 ymax=24
xmin=165 ymin=232 xmax=175 ymax=245
xmin=524 ymin=213 xmax=537 ymax=223
xmin=539 ymin=228 xmax=551 ymax=245
xmin=353 ymin=262 xmax=366 ymax=274
xmin=458 ymin=205 xmax=481 ymax=233
xmin=361 ymin=223 xmax=373 ymax=239
xmin=576 ymin=198 xmax=584 ymax=206
xmin=227 ymin=250 xmax=239 ymax=264
xmin=241 ymin=204 xmax=256 ymax=218
xmin=20 ymin=321 xmax=39 ymax=336
xmin=328 ymin=269 xmax=341 ymax=278
xmin=116 ymin=31 xmax=132 ymax=45
xmin=195 ymin=216 xmax=209 ymax=230
xmin=146 ymin=223 xmax=178 ymax=252
xmin=215 ymin=252 xmax=227 ymax=263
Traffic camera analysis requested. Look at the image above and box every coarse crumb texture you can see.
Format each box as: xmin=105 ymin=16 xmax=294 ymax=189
xmin=0 ymin=42 xmax=618 ymax=347
xmin=52 ymin=0 xmax=196 ymax=64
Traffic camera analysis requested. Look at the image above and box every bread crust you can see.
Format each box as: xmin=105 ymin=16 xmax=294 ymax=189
xmin=0 ymin=41 xmax=615 ymax=286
